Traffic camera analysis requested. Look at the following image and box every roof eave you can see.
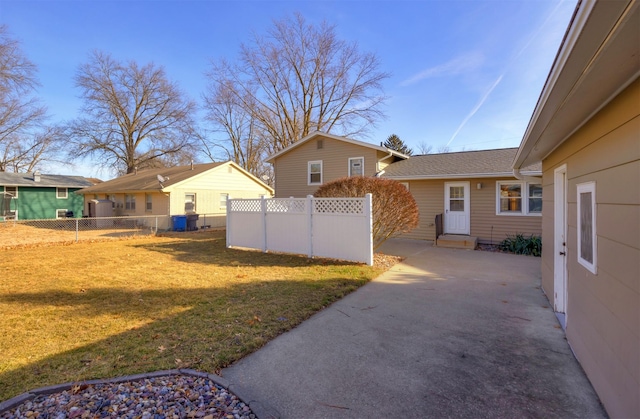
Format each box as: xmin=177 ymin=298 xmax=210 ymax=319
xmin=515 ymin=0 xmax=640 ymax=168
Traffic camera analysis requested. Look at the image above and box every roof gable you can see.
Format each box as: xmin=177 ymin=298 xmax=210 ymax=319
xmin=265 ymin=131 xmax=409 ymax=163
xmin=382 ymin=148 xmax=541 ymax=180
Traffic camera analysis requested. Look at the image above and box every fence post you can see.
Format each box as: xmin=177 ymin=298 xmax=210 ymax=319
xmin=365 ymin=193 xmax=373 ymax=266
xmin=261 ymin=196 xmax=267 ymax=252
xmin=75 ymin=219 xmax=79 ymax=243
xmin=226 ymin=196 xmax=231 ymax=248
xmin=307 ymin=195 xmax=313 ymax=258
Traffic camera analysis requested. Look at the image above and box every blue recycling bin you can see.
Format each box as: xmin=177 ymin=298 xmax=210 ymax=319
xmin=171 ymin=215 xmax=187 ymax=231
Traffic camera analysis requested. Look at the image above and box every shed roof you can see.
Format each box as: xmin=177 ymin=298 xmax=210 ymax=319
xmin=381 ymin=148 xmax=541 ymax=180
xmin=0 ymin=172 xmax=95 ymax=188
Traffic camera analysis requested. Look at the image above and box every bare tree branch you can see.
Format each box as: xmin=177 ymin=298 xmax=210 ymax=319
xmin=67 ymin=51 xmax=198 ymax=174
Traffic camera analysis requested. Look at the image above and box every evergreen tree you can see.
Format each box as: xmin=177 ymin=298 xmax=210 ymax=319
xmin=383 ymin=134 xmax=413 ymax=155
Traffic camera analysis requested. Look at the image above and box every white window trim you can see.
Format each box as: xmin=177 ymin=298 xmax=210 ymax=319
xmin=308 ymin=160 xmax=323 ymax=185
xmin=4 ymin=186 xmax=18 ymax=198
xmin=145 ymin=194 xmax=153 ymax=212
xmin=220 ymin=193 xmax=228 ymax=209
xmin=577 ymin=182 xmax=597 ymax=274
xmin=348 ymin=157 xmax=365 ymax=177
xmin=496 ymin=181 xmax=542 ymax=216
xmin=56 ymin=187 xmax=68 ymax=199
xmin=56 ymin=209 xmax=68 ymax=219
xmin=185 ymin=193 xmax=196 ymax=213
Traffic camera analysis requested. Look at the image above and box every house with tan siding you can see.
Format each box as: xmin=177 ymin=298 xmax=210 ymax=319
xmin=267 ymin=132 xmax=542 ymax=245
xmin=77 ymin=161 xmax=273 ymax=230
xmin=381 ymin=148 xmax=542 ymax=244
xmin=265 ymin=132 xmax=409 ymax=198
xmin=513 ymin=0 xmax=639 ymax=416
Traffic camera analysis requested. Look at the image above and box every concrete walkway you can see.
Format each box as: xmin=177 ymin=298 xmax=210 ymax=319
xmin=222 ymin=239 xmax=607 ymax=418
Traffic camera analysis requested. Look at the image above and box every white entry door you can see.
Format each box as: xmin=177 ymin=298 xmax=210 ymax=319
xmin=554 ymin=165 xmax=568 ymax=320
xmin=444 ymin=182 xmax=470 ymax=235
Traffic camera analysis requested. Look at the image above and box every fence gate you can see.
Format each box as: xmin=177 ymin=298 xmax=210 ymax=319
xmin=226 ymin=194 xmax=373 ymax=265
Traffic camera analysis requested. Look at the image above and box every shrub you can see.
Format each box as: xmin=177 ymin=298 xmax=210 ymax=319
xmin=499 ymin=233 xmax=541 ymax=256
xmin=314 ymin=176 xmax=419 ymax=250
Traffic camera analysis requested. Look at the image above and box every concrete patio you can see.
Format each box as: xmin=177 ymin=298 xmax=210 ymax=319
xmin=222 ymin=239 xmax=607 ymax=418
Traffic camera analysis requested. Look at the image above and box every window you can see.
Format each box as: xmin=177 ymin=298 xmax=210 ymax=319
xmin=107 ymin=194 xmax=116 ymax=208
xmin=4 ymin=186 xmax=17 ymax=198
xmin=56 ymin=209 xmax=68 ymax=219
xmin=349 ymin=157 xmax=364 ymax=177
xmin=496 ymin=182 xmax=542 ymax=215
xmin=220 ymin=193 xmax=228 ymax=209
xmin=56 ymin=187 xmax=68 ymax=199
xmin=145 ymin=194 xmax=152 ymax=211
xmin=317 ymin=139 xmax=323 ymax=149
xmin=125 ymin=194 xmax=136 ymax=210
xmin=185 ymin=193 xmax=196 ymax=212
xmin=308 ymin=161 xmax=322 ymax=185
xmin=528 ymin=184 xmax=542 ymax=213
xmin=577 ymin=182 xmax=597 ymax=274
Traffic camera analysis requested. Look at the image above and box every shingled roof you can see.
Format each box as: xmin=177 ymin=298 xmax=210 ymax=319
xmin=381 ymin=148 xmax=541 ymax=180
xmin=0 ymin=172 xmax=95 ymax=188
xmin=77 ymin=162 xmax=227 ymax=194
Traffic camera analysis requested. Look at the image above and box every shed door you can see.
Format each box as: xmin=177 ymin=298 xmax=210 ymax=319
xmin=444 ymin=182 xmax=470 ymax=235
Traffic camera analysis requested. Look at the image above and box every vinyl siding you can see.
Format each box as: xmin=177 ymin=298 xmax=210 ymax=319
xmin=400 ymin=178 xmax=542 ymax=243
xmin=272 ymin=135 xmax=382 ymax=197
xmin=540 ymin=78 xmax=639 ymax=418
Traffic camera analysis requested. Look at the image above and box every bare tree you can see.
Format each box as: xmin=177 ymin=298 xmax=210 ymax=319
xmin=416 ymin=141 xmax=433 ymax=155
xmin=68 ymin=51 xmax=198 ymax=174
xmin=0 ymin=25 xmax=60 ymax=172
xmin=204 ymin=12 xmax=390 ymax=158
xmin=202 ymin=79 xmax=270 ymax=179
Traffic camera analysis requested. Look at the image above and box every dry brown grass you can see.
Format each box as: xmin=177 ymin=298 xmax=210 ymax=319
xmin=0 ymin=230 xmax=396 ymax=401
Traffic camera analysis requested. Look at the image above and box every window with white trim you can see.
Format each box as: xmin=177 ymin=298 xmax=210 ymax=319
xmin=220 ymin=193 xmax=228 ymax=209
xmin=56 ymin=209 xmax=68 ymax=219
xmin=145 ymin=194 xmax=152 ymax=211
xmin=185 ymin=193 xmax=196 ymax=212
xmin=308 ymin=161 xmax=322 ymax=185
xmin=349 ymin=157 xmax=364 ymax=177
xmin=56 ymin=187 xmax=68 ymax=199
xmin=577 ymin=182 xmax=597 ymax=274
xmin=125 ymin=194 xmax=136 ymax=210
xmin=4 ymin=186 xmax=17 ymax=198
xmin=496 ymin=182 xmax=542 ymax=215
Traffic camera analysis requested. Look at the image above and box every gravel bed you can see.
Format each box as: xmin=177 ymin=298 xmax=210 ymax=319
xmin=0 ymin=374 xmax=255 ymax=419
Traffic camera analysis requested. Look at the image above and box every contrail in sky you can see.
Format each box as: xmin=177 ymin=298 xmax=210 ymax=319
xmin=446 ymin=0 xmax=565 ymax=147
xmin=446 ymin=75 xmax=503 ymax=147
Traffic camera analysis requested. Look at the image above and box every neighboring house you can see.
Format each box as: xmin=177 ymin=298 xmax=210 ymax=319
xmin=266 ymin=131 xmax=541 ymax=245
xmin=0 ymin=171 xmax=94 ymax=220
xmin=513 ymin=0 xmax=639 ymax=417
xmin=381 ymin=148 xmax=542 ymax=244
xmin=265 ymin=131 xmax=409 ymax=198
xmin=76 ymin=161 xmax=274 ymax=230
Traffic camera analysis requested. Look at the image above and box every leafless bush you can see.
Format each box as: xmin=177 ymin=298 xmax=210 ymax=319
xmin=314 ymin=177 xmax=418 ymax=250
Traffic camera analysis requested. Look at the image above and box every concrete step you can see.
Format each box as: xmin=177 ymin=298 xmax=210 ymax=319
xmin=436 ymin=234 xmax=478 ymax=250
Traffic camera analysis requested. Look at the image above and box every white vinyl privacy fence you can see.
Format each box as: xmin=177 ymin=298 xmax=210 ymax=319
xmin=226 ymin=194 xmax=373 ymax=265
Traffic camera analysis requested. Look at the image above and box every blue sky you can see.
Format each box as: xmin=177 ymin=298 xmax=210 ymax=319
xmin=1 ymin=0 xmax=577 ymax=178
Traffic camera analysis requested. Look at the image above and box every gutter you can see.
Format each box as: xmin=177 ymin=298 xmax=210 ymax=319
xmin=513 ymin=168 xmax=542 ymax=183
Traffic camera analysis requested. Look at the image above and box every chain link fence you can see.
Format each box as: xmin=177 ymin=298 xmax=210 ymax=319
xmin=0 ymin=213 xmax=226 ymax=248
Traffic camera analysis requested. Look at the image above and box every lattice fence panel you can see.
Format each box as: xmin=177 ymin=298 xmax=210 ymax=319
xmin=313 ymin=198 xmax=364 ymax=214
xmin=229 ymin=199 xmax=262 ymax=212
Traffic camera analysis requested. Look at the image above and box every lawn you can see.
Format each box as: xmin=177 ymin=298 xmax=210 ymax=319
xmin=0 ymin=230 xmax=395 ymax=401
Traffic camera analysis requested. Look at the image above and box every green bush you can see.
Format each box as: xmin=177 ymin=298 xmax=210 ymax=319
xmin=499 ymin=233 xmax=541 ymax=256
